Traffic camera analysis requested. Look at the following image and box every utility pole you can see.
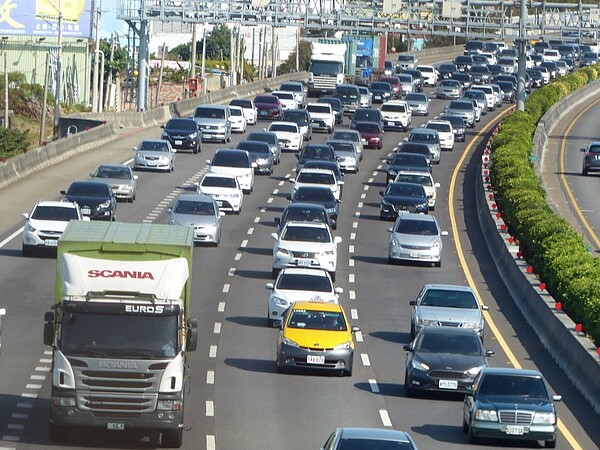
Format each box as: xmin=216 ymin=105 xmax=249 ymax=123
xmin=155 ymin=44 xmax=166 ymax=108
xmin=104 ymin=33 xmax=116 ymax=110
xmin=516 ymin=0 xmax=528 ymax=112
xmin=4 ymin=52 xmax=8 ymax=129
xmin=54 ymin=10 xmax=62 ymax=138
xmin=40 ymin=53 xmax=51 ymax=143
xmin=201 ymin=25 xmax=207 ymax=94
xmin=190 ymin=24 xmax=197 ymax=81
xmin=92 ymin=0 xmax=101 ymax=113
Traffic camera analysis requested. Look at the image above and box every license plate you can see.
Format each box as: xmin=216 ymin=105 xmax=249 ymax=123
xmin=260 ymin=110 xmax=268 ymax=115
xmin=307 ymin=354 xmax=325 ymax=364
xmin=107 ymin=422 xmax=125 ymax=431
xmin=504 ymin=425 xmax=526 ymax=435
xmin=202 ymin=133 xmax=212 ymax=139
xmin=297 ymin=259 xmax=311 ymax=267
xmin=175 ymin=140 xmax=182 ymax=145
xmin=409 ymin=251 xmax=421 ymax=259
xmin=81 ymin=208 xmax=91 ymax=215
xmin=387 ymin=121 xmax=395 ymax=126
xmin=375 ymin=96 xmax=381 ymax=100
xmin=147 ymin=161 xmax=156 ymax=166
xmin=438 ymin=379 xmax=458 ymax=389
xmin=44 ymin=239 xmax=58 ymax=247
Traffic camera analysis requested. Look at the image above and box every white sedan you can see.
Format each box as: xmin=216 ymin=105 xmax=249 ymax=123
xmin=425 ymin=119 xmax=455 ymax=151
xmin=265 ymin=268 xmax=342 ymax=327
xmin=267 ymin=121 xmax=303 ymax=152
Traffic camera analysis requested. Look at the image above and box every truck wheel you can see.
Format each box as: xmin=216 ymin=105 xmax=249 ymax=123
xmin=162 ymin=428 xmax=183 ymax=448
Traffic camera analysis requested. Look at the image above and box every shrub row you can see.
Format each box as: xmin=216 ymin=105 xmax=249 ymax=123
xmin=491 ymin=63 xmax=600 ymax=345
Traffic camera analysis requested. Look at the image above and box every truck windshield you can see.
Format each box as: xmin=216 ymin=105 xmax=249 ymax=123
xmin=59 ymin=313 xmax=178 ymax=359
xmin=309 ymin=60 xmax=343 ymax=75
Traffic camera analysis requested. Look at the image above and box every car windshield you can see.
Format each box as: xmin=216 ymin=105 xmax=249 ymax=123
xmin=166 ymin=119 xmax=196 ymax=130
xmin=255 ymin=95 xmax=278 ymax=104
xmin=398 ymin=54 xmax=415 ymax=62
xmin=194 ymin=107 xmax=225 ymax=119
xmin=478 ymin=375 xmax=548 ymax=398
xmin=420 ymin=289 xmax=479 ymax=309
xmin=355 ymin=123 xmax=380 ymax=133
xmin=308 ymin=105 xmax=331 ymax=114
xmin=138 ymin=141 xmax=170 ymax=152
xmin=274 ymin=92 xmax=294 ymax=100
xmin=440 ymin=80 xmax=460 ymax=87
xmin=297 ymin=172 xmax=335 ymax=185
xmin=247 ymin=133 xmax=276 ymax=145
xmin=282 ymin=207 xmax=327 ymax=224
xmin=332 ymin=131 xmax=359 ymax=142
xmin=68 ymin=183 xmax=109 ymax=197
xmin=586 ymin=145 xmax=600 ymax=154
xmin=277 ymin=274 xmax=331 ymax=292
xmin=355 ymin=110 xmax=380 ymax=121
xmin=269 ymin=124 xmax=298 ymax=133
xmin=329 ymin=142 xmax=354 ymax=152
xmin=405 ymin=94 xmax=426 ymax=102
xmin=282 ymin=226 xmax=330 ymax=243
xmin=31 ymin=205 xmax=79 ymax=221
xmin=173 ymin=200 xmax=215 ymax=216
xmin=409 ymin=132 xmax=437 ymax=143
xmin=300 ymin=147 xmax=333 ymax=160
xmin=395 ymin=174 xmax=432 ymax=186
xmin=230 ymin=99 xmax=251 ymax=108
xmin=230 ymin=108 xmax=243 ymax=117
xmin=386 ymin=184 xmax=424 ymax=197
xmin=417 ymin=332 xmax=482 ymax=355
xmin=426 ymin=123 xmax=451 ymax=133
xmin=287 ymin=309 xmax=346 ymax=331
xmin=440 ymin=116 xmax=465 ymax=128
xmin=238 ymin=143 xmax=270 ymax=155
xmin=370 ymin=82 xmax=391 ymax=90
xmin=94 ymin=166 xmax=132 ymax=180
xmin=381 ymin=103 xmax=407 ymax=113
xmin=395 ymin=218 xmax=437 ymax=235
xmin=391 ymin=154 xmax=426 ymax=165
xmin=294 ymin=188 xmax=334 ymax=203
xmin=201 ymin=176 xmax=237 ymax=188
xmin=212 ymin=152 xmax=249 ymax=168
xmin=283 ymin=112 xmax=308 ymax=122
xmin=280 ymin=83 xmax=302 ymax=92
xmin=449 ymin=101 xmax=472 ymax=110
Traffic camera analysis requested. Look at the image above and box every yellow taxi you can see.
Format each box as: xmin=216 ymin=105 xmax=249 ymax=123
xmin=276 ymin=301 xmax=360 ymax=376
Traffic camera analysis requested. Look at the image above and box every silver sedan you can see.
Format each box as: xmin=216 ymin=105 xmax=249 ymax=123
xmin=133 ymin=139 xmax=176 ymax=172
xmin=167 ymin=194 xmax=224 ymax=245
xmin=90 ymin=163 xmax=138 ymax=202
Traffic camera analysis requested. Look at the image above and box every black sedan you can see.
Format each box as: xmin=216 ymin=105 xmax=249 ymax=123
xmin=403 ymin=327 xmax=494 ymax=397
xmin=379 ymin=182 xmax=429 ymax=219
xmin=61 ymin=180 xmax=117 ymax=221
xmin=160 ymin=117 xmax=201 ymax=154
xmin=290 ymin=185 xmax=339 ymax=229
xmin=463 ymin=367 xmax=561 ymax=448
xmin=385 ymin=153 xmax=430 ymax=184
xmin=236 ymin=140 xmax=274 ymax=175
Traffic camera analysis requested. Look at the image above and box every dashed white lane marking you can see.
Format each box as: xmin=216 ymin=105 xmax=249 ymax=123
xmin=2 ymin=435 xmax=20 ymax=441
xmin=228 ymin=268 xmax=235 ymax=277
xmin=20 ymin=393 xmax=37 ymax=399
xmin=350 ymin=233 xmax=356 ymax=240
xmin=7 ymin=425 xmax=23 ymax=431
xmin=12 ymin=413 xmax=28 ymax=420
xmin=206 ymin=371 xmax=215 ymax=384
xmin=16 ymin=403 xmax=32 ymax=409
xmin=235 ymin=252 xmax=242 ymax=261
xmin=209 ymin=346 xmax=218 ymax=358
xmin=278 ymin=181 xmax=285 ymax=186
xmin=40 ymin=358 xmax=52 ymax=364
xmin=349 ymin=274 xmax=355 ymax=283
xmin=213 ymin=322 xmax=221 ymax=334
xmin=349 ymin=259 xmax=354 ymax=267
xmin=207 ymin=435 xmax=216 ymax=450
xmin=349 ymin=290 xmax=356 ymax=300
xmin=247 ymin=227 xmax=254 ymax=235
xmin=218 ymin=302 xmax=226 ymax=312
xmin=351 ymin=309 xmax=358 ymax=319
xmin=222 ymin=284 xmax=230 ymax=293
xmin=349 ymin=245 xmax=355 ymax=253
xmin=206 ymin=401 xmax=214 ymax=417
xmin=241 ymin=239 xmax=248 ymax=247
xmin=377 ymin=164 xmax=383 ymax=169
xmin=30 ymin=375 xmax=45 ymax=380
xmin=354 ymin=211 xmax=361 ymax=218
xmin=361 ymin=193 xmax=366 ymax=199
xmin=272 ymin=189 xmax=279 ymax=195
xmin=372 ymin=171 xmax=378 ymax=177
xmin=361 ymin=354 xmax=371 ymax=366
xmin=352 ymin=221 xmax=358 ymax=228
xmin=379 ymin=409 xmax=392 ymax=427
xmin=368 ymin=178 xmax=374 ymax=183
xmin=358 ymin=202 xmax=363 ymax=208
xmin=355 ymin=331 xmax=363 ymax=342
xmin=254 ymin=216 xmax=260 ymax=223
xmin=363 ymin=185 xmax=369 ymax=191
xmin=267 ymin=197 xmax=274 ymax=203
xmin=369 ymin=379 xmax=380 ymax=393
xmin=25 ymin=384 xmax=41 ymax=390
xmin=44 ymin=350 xmax=52 ymax=355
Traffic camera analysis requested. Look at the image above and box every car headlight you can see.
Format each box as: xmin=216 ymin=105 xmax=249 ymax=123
xmin=321 ymin=249 xmax=335 ymax=257
xmin=334 ymin=341 xmax=352 ymax=350
xmin=388 ymin=169 xmax=397 ymax=176
xmin=411 ymin=359 xmax=429 ymax=371
xmin=474 ymin=409 xmax=498 ymax=422
xmin=161 ymin=131 xmax=168 ymax=138
xmin=190 ymin=132 xmax=198 ymax=139
xmin=381 ymin=198 xmax=392 ymax=207
xmin=390 ymin=237 xmax=400 ymax=246
xmin=276 ymin=247 xmax=293 ymax=257
xmin=272 ymin=296 xmax=289 ymax=307
xmin=462 ymin=322 xmax=480 ymax=330
xmin=466 ymin=365 xmax=485 ymax=376
xmin=99 ymin=200 xmax=111 ymax=208
xmin=433 ymin=241 xmax=442 ymax=249
xmin=417 ymin=318 xmax=438 ymax=327
xmin=25 ymin=222 xmax=37 ymax=232
xmin=533 ymin=412 xmax=556 ymax=424
xmin=282 ymin=337 xmax=299 ymax=347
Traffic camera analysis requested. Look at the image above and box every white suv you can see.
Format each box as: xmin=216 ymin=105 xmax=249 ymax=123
xmin=425 ymin=119 xmax=455 ymax=151
xmin=380 ymin=100 xmax=411 ymax=132
xmin=271 ymin=221 xmax=342 ymax=281
xmin=195 ymin=173 xmax=243 ymax=214
xmin=22 ymin=200 xmax=88 ymax=256
xmin=306 ymin=103 xmax=335 ymax=133
xmin=416 ymin=65 xmax=439 ymax=87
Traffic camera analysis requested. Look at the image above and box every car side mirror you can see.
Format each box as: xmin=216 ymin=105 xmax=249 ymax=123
xmin=465 ymin=386 xmax=474 ymax=396
xmin=552 ymin=395 xmax=562 ymax=402
xmin=205 ymin=160 xmax=211 ymax=165
xmin=351 ymin=326 xmax=361 ymax=333
xmin=441 ymin=231 xmax=449 ymax=236
xmin=580 ymin=148 xmax=586 ymax=152
xmin=334 ymin=287 xmax=343 ymax=294
xmin=409 ymin=300 xmax=417 ymax=306
xmin=386 ymin=227 xmax=393 ymax=233
xmin=334 ymin=236 xmax=342 ymax=244
xmin=22 ymin=212 xmax=29 ymax=220
xmin=379 ymin=191 xmax=384 ymax=196
xmin=274 ymin=217 xmax=280 ymax=225
xmin=266 ymin=283 xmax=274 ymax=290
xmin=60 ymin=190 xmax=66 ymax=195
xmin=481 ymin=305 xmax=489 ymax=311
xmin=160 ymin=125 xmax=164 ymax=128
xmin=89 ymin=172 xmax=94 ymax=177
xmin=271 ymin=232 xmax=278 ymax=240
xmin=434 ymin=182 xmax=440 ymax=188
xmin=485 ymin=350 xmax=495 ymax=357
xmin=288 ymin=178 xmax=295 ymax=183
xmin=403 ymin=344 xmax=413 ymax=352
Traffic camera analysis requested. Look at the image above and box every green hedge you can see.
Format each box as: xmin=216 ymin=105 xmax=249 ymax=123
xmin=491 ymin=63 xmax=600 ymax=345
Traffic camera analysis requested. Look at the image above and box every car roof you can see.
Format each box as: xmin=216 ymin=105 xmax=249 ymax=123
xmin=410 ymin=127 xmax=437 ymax=135
xmin=283 ymin=202 xmax=328 ymax=211
xmin=96 ymin=163 xmax=130 ymax=169
xmin=195 ymin=104 xmax=228 ymax=110
xmin=423 ymin=283 xmax=475 ymax=293
xmin=270 ymin=121 xmax=299 ymax=128
xmin=202 ymin=172 xmax=236 ymax=180
xmin=34 ymin=200 xmax=78 ymax=208
xmin=396 ymin=212 xmax=436 ymax=222
xmin=175 ymin=194 xmax=214 ymax=203
xmin=278 ymin=267 xmax=330 ymax=277
xmin=415 ymin=325 xmax=478 ymax=337
xmin=297 ymin=167 xmax=335 ymax=175
xmin=479 ymin=367 xmax=543 ymax=377
xmin=338 ymin=427 xmax=412 ymax=442
xmin=291 ymin=301 xmax=342 ymax=313
xmin=426 ymin=120 xmax=452 ymax=127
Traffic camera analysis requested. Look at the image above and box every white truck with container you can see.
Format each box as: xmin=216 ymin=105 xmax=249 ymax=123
xmin=308 ymin=41 xmax=347 ymax=96
xmin=44 ymin=221 xmax=198 ymax=448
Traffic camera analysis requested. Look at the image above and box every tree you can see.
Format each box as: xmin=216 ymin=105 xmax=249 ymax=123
xmin=277 ymin=41 xmax=311 ymax=74
xmin=100 ymin=40 xmax=128 ymax=80
xmin=205 ymin=25 xmax=231 ymax=61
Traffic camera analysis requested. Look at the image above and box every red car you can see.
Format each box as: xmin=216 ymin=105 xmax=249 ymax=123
xmin=354 ymin=121 xmax=384 ymax=149
xmin=254 ymin=94 xmax=283 ymax=120
xmin=380 ymin=76 xmax=402 ymax=99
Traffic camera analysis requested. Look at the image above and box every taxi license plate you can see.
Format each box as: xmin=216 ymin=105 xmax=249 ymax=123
xmin=107 ymin=422 xmax=125 ymax=431
xmin=307 ymin=354 xmax=325 ymax=365
xmin=438 ymin=379 xmax=458 ymax=389
xmin=175 ymin=140 xmax=183 ymax=145
xmin=504 ymin=425 xmax=526 ymax=435
xmin=297 ymin=259 xmax=311 ymax=267
xmin=44 ymin=239 xmax=58 ymax=247
xmin=81 ymin=208 xmax=91 ymax=215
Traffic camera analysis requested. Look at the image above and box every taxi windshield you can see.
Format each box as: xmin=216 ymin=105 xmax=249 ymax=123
xmin=287 ymin=310 xmax=346 ymax=331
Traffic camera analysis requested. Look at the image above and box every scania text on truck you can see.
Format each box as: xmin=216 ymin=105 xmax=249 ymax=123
xmin=43 ymin=221 xmax=198 ymax=448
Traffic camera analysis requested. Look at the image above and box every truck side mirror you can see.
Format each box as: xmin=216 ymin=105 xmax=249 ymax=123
xmin=186 ymin=318 xmax=198 ymax=352
xmin=43 ymin=311 xmax=54 ymax=346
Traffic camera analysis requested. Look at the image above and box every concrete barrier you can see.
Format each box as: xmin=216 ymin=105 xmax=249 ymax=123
xmin=477 ymin=106 xmax=600 ymax=414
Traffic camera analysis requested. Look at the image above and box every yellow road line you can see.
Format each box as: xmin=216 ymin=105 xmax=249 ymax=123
xmin=559 ymin=98 xmax=600 ymax=250
xmin=448 ymin=109 xmax=582 ymax=450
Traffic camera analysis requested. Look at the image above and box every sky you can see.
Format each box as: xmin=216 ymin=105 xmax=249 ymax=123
xmin=98 ymin=0 xmax=127 ymax=39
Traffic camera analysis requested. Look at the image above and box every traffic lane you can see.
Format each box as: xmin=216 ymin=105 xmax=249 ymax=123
xmin=452 ymin=107 xmax=600 ymax=448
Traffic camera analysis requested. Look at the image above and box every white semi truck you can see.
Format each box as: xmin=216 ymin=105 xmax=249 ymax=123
xmin=308 ymin=41 xmax=347 ymax=96
xmin=44 ymin=221 xmax=198 ymax=448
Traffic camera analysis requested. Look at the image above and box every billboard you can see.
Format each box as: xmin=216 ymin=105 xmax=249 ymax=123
xmin=0 ymin=0 xmax=92 ymax=38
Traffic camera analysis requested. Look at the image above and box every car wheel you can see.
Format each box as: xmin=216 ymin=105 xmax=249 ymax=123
xmin=271 ymin=268 xmax=280 ymax=279
xmin=582 ymin=168 xmax=589 ymax=176
xmin=132 ymin=191 xmax=136 ymax=201
xmin=193 ymin=145 xmax=199 ymax=154
xmin=329 ymin=271 xmax=336 ymax=282
xmin=468 ymin=423 xmax=479 ymax=444
xmin=404 ymin=370 xmax=414 ymax=397
xmin=462 ymin=417 xmax=469 ymax=434
xmin=22 ymin=244 xmax=34 ymax=257
xmin=276 ymin=363 xmax=286 ymax=374
xmin=545 ymin=438 xmax=557 ymax=448
xmin=434 ymin=261 xmax=441 ymax=268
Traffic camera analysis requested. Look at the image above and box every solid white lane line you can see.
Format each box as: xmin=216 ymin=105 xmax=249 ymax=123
xmin=361 ymin=353 xmax=371 ymax=366
xmin=209 ymin=346 xmax=218 ymax=358
xmin=369 ymin=379 xmax=380 ymax=393
xmin=379 ymin=409 xmax=392 ymax=427
xmin=206 ymin=371 xmax=215 ymax=384
xmin=0 ymin=228 xmax=23 ymax=248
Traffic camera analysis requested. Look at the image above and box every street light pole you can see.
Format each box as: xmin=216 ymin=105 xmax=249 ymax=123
xmin=54 ymin=11 xmax=62 ymax=137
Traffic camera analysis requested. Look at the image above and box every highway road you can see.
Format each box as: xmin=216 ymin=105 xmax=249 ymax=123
xmin=0 ymin=78 xmax=599 ymax=450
